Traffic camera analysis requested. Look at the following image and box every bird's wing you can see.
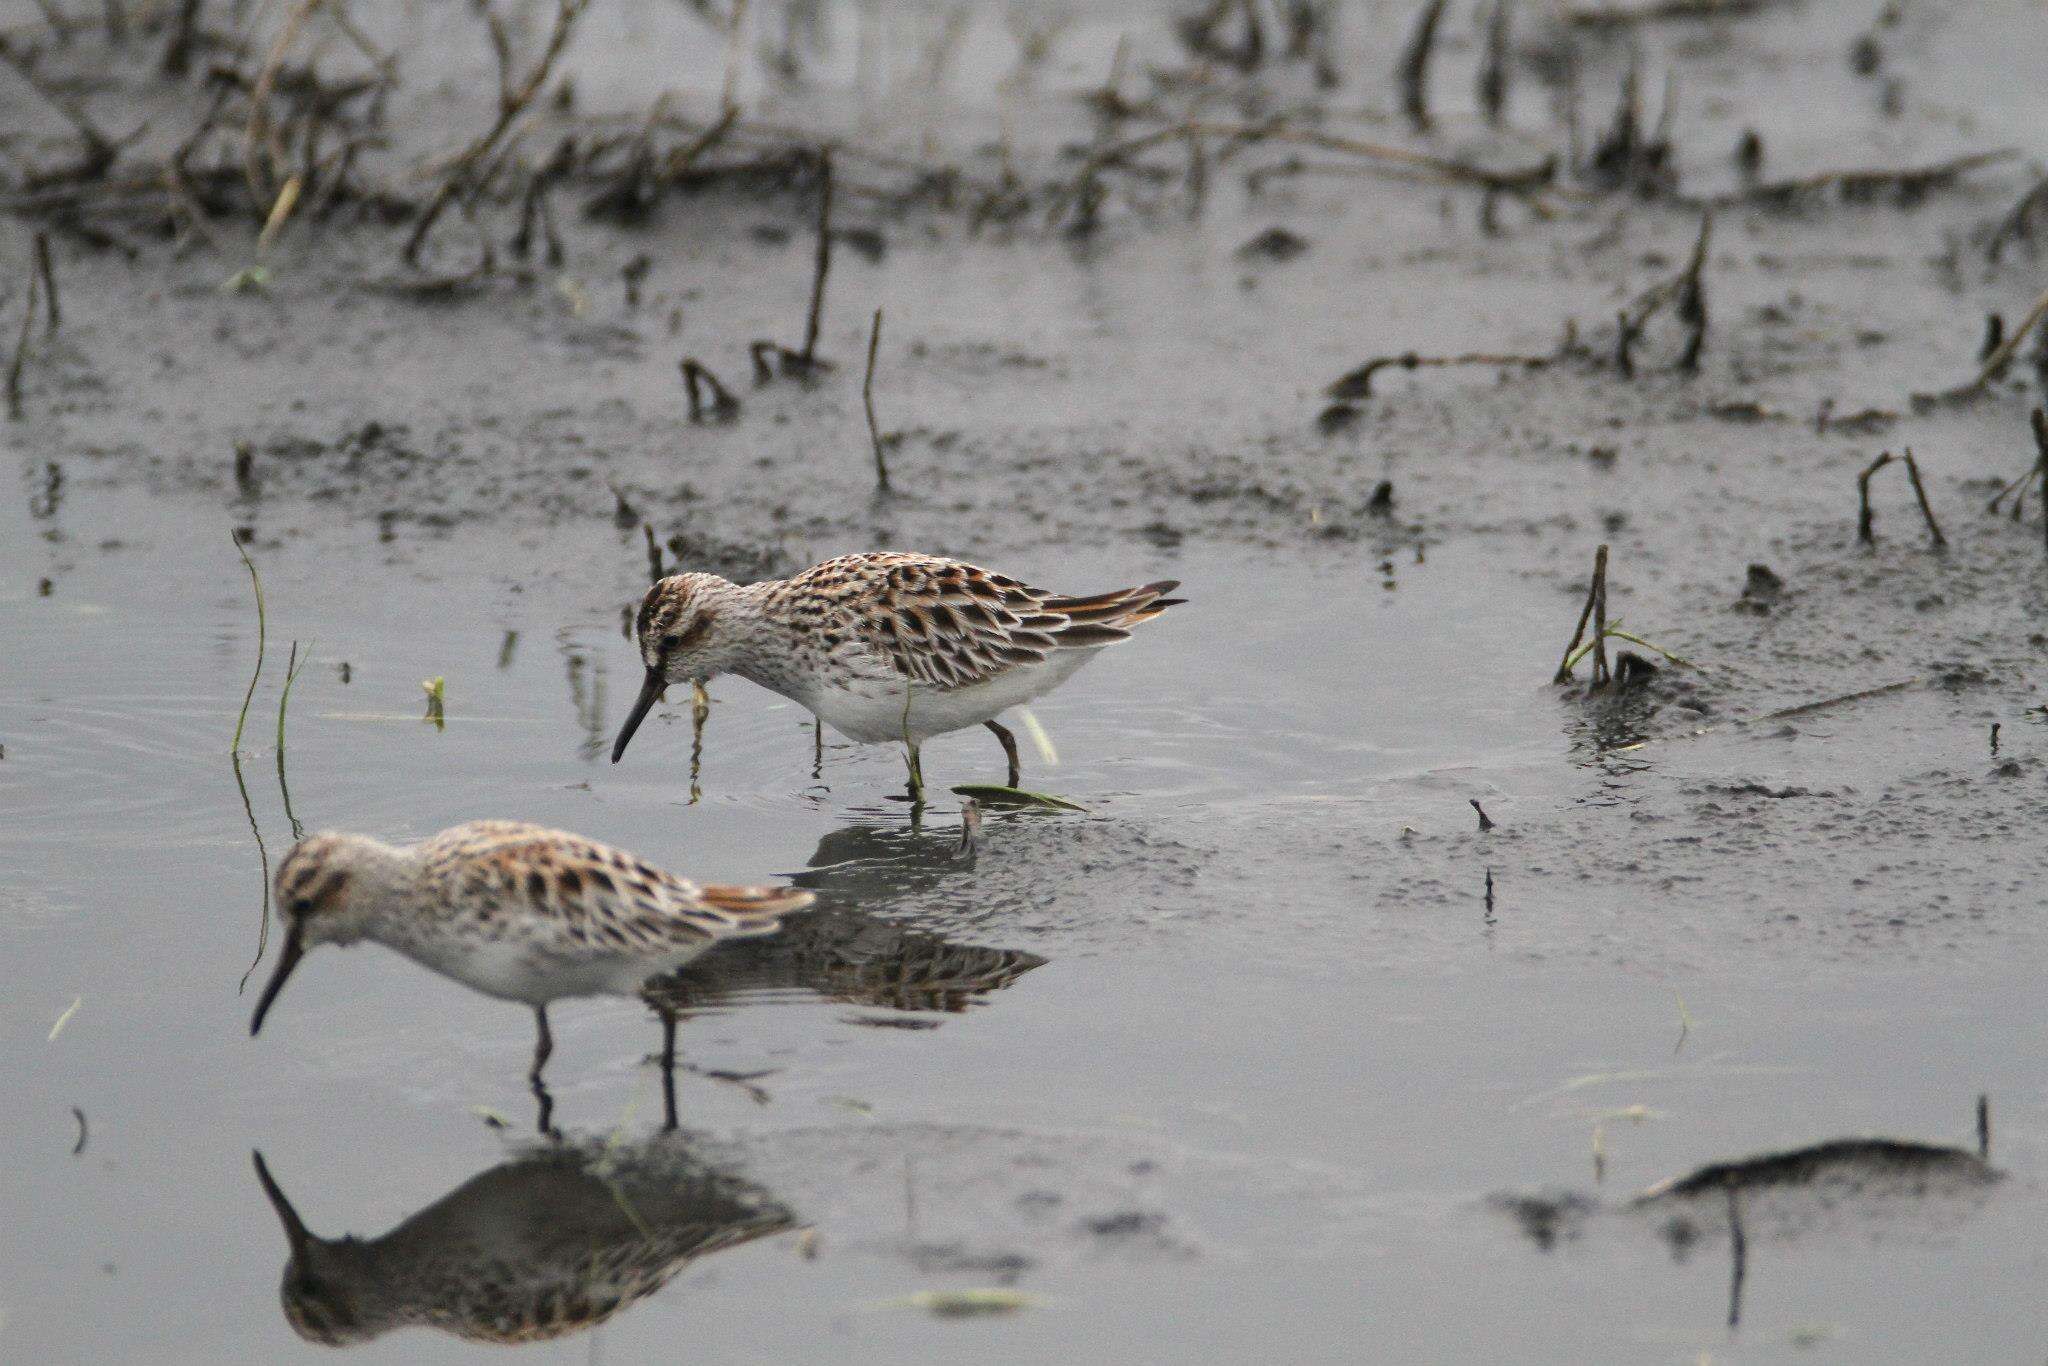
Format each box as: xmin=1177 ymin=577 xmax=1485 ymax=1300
xmin=422 ymin=822 xmax=809 ymax=954
xmin=803 ymin=553 xmax=1181 ymax=691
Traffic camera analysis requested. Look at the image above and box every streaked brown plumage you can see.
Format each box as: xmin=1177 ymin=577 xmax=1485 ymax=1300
xmin=613 ymin=552 xmax=1185 ymax=789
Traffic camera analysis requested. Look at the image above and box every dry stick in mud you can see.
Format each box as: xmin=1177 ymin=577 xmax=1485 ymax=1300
xmin=642 ymin=523 xmax=664 ymax=581
xmin=1477 ymin=0 xmax=1512 ymax=127
xmin=1568 ymin=0 xmax=1774 ymax=23
xmin=1553 ymin=544 xmax=1610 ymax=686
xmin=1857 ymin=450 xmax=1946 ymax=547
xmin=680 ymin=358 xmax=740 ymax=423
xmin=0 ymin=39 xmax=121 ymax=183
xmin=1590 ymin=550 xmax=1610 ymax=690
xmin=1328 ymin=349 xmax=1554 ymax=400
xmin=863 ymin=307 xmax=888 ymax=489
xmin=1957 ymin=281 xmax=2048 ymax=398
xmin=162 ymin=0 xmax=202 ymax=77
xmin=1711 ymin=148 xmax=2014 ymax=213
xmin=1725 ymin=1184 xmax=1746 ymax=1329
xmin=1899 ymin=449 xmax=1946 ymax=548
xmin=1396 ymin=0 xmax=1449 ymax=132
xmin=751 ymin=152 xmax=837 ymax=381
xmin=241 ymin=0 xmax=320 ymax=204
xmin=800 ymin=153 xmax=834 ymax=370
xmin=1856 ymin=452 xmax=1892 ymax=543
xmin=32 ymin=232 xmax=57 ymax=332
xmin=1049 ymin=121 xmax=1553 ymax=230
xmin=1617 ymin=212 xmax=1711 ymax=377
xmin=1985 ymin=408 xmax=2048 ymax=536
xmin=402 ymin=0 xmax=590 ymax=267
xmin=5 ymin=258 xmax=39 ymax=421
xmin=1987 ymin=175 xmax=2048 ymax=263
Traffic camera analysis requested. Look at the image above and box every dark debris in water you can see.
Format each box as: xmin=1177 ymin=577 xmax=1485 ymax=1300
xmin=1635 ymin=1137 xmax=2000 ymax=1205
xmin=1491 ymin=1191 xmax=1596 ymax=1251
xmin=1236 ymin=226 xmax=1311 ymax=262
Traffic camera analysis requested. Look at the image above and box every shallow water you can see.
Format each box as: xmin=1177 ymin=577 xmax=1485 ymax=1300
xmin=6 ymin=472 xmax=2046 ymax=1362
xmin=10 ymin=0 xmax=2048 ymax=1360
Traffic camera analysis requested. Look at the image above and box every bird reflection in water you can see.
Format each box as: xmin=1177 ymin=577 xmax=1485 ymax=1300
xmin=252 ymin=1135 xmax=793 ymax=1348
xmin=643 ymin=821 xmax=1048 ymax=1024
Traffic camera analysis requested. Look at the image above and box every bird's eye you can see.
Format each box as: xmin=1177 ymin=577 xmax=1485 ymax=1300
xmin=291 ymin=897 xmax=314 ymax=915
xmin=668 ymin=617 xmax=711 ymax=650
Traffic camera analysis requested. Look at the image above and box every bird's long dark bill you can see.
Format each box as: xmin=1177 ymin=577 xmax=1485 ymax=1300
xmin=611 ymin=668 xmax=667 ymax=764
xmin=251 ymin=1150 xmax=314 ymax=1258
xmin=250 ymin=924 xmax=306 ymax=1036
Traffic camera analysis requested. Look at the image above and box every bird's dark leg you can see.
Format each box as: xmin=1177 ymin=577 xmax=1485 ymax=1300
xmin=985 ymin=719 xmax=1020 ymax=788
xmin=812 ymin=717 xmax=823 ymax=780
xmin=660 ymin=1009 xmax=679 ymax=1132
xmin=905 ymin=742 xmax=925 ymax=807
xmin=531 ymin=1006 xmax=557 ymax=1136
xmin=531 ymin=1006 xmax=554 ymax=1081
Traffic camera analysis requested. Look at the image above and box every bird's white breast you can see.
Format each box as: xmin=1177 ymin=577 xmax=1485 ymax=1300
xmin=805 ymin=649 xmax=1099 ymax=744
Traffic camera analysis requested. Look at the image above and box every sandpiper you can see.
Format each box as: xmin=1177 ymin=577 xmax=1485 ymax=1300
xmin=250 ymin=821 xmax=812 ymax=1125
xmin=611 ymin=552 xmax=1183 ymax=794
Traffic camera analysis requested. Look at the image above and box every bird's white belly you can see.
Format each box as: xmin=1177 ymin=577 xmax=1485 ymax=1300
xmin=390 ymin=937 xmax=701 ymax=1006
xmin=806 ymin=650 xmax=1098 ymax=744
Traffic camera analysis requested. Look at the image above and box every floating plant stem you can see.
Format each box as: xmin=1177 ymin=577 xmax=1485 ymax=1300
xmin=1017 ymin=707 xmax=1058 ymax=765
xmin=689 ymin=680 xmax=709 ymax=804
xmin=275 ymin=639 xmax=310 ymax=839
xmin=231 ymin=532 xmax=267 ymax=755
xmin=232 ymin=741 xmax=273 ymax=993
xmin=949 ymin=785 xmax=1087 ymax=812
xmin=422 ymin=675 xmax=446 ymax=728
